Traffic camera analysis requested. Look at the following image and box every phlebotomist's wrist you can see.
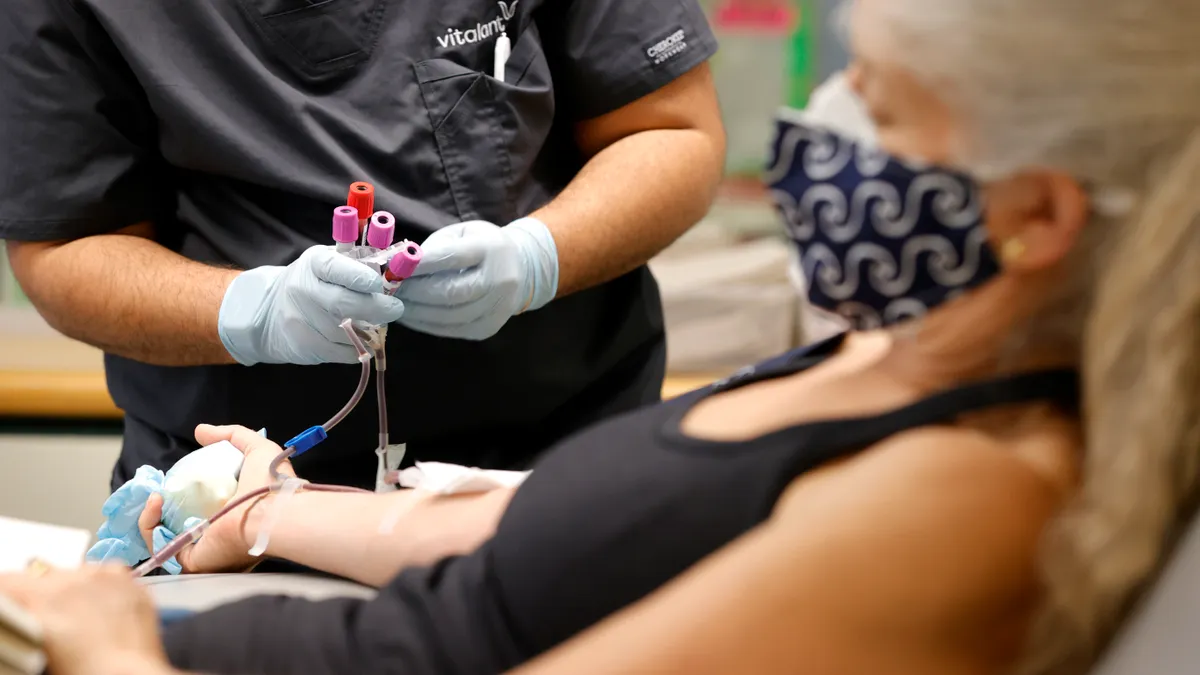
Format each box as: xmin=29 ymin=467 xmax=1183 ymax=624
xmin=504 ymin=216 xmax=559 ymax=314
xmin=217 ymin=265 xmax=286 ymax=366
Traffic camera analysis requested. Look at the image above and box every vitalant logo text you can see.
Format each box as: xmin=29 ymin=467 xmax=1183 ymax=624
xmin=437 ymin=0 xmax=518 ymax=48
xmin=646 ymin=29 xmax=688 ymax=65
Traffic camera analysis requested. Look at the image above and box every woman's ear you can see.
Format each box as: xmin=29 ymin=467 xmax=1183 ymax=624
xmin=989 ymin=172 xmax=1089 ymax=272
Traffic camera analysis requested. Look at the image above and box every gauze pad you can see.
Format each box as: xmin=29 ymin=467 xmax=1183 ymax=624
xmin=160 ymin=440 xmax=245 ymax=534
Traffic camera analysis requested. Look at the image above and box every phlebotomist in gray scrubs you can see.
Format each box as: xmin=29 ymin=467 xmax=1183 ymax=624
xmin=0 ymin=0 xmax=725 ymax=490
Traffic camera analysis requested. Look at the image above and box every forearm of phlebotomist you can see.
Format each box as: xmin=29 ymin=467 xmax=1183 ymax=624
xmin=531 ymin=63 xmax=726 ymax=298
xmin=5 ymin=223 xmax=241 ymax=366
xmin=243 ymin=487 xmax=516 ymax=588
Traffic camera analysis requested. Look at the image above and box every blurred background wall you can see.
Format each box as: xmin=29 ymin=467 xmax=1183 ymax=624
xmin=0 ymin=0 xmax=850 ymax=532
xmin=654 ymin=0 xmax=848 ymax=373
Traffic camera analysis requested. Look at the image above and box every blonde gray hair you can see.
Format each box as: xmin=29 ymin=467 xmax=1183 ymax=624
xmin=860 ymin=0 xmax=1200 ymax=672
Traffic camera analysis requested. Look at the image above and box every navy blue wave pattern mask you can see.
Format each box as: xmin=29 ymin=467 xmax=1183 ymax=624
xmin=765 ymin=117 xmax=1001 ymax=330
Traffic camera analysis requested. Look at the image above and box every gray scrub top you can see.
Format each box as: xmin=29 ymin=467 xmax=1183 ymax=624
xmin=0 ymin=0 xmax=718 ymax=489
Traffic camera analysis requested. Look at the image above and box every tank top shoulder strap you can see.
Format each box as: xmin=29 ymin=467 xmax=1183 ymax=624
xmin=799 ymin=368 xmax=1080 ymax=460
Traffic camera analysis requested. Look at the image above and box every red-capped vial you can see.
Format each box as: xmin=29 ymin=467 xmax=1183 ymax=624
xmin=347 ymin=182 xmax=375 ymax=228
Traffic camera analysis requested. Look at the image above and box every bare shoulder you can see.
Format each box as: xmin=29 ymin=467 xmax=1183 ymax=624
xmin=777 ymin=414 xmax=1079 ymax=523
xmin=767 ymin=420 xmax=1078 ymax=643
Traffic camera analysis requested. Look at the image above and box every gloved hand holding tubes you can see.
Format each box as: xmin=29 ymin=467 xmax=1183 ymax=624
xmin=218 ymin=244 xmax=407 ymax=366
xmin=395 ymin=217 xmax=559 ymax=341
xmin=220 ymin=199 xmax=554 ymax=362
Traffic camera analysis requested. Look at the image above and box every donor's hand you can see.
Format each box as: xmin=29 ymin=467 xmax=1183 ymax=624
xmin=139 ymin=425 xmax=297 ymax=574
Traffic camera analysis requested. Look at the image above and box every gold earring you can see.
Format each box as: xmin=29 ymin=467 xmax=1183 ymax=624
xmin=1000 ymin=238 xmax=1026 ymax=263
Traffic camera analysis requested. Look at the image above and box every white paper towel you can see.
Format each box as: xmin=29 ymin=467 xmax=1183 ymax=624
xmin=395 ymin=462 xmax=530 ymax=495
xmin=0 ymin=516 xmax=90 ymax=573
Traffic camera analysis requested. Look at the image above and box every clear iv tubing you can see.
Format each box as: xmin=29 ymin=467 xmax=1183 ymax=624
xmin=130 ymin=320 xmax=378 ymax=578
xmin=321 ymin=325 xmax=374 ymax=432
xmin=375 ymin=347 xmax=388 ymax=450
xmin=266 ymin=321 xmax=374 ymax=483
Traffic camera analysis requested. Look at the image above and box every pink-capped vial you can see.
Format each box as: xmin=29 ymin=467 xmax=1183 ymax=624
xmin=385 ymin=241 xmax=423 ymax=283
xmin=332 ymin=206 xmax=359 ymax=253
xmin=367 ymin=211 xmax=395 ymax=250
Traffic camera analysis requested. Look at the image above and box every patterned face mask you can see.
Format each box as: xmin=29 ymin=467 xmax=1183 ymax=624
xmin=765 ymin=74 xmax=1000 ymax=330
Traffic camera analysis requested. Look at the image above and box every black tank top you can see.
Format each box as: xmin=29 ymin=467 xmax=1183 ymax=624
xmin=162 ymin=334 xmax=1079 ymax=674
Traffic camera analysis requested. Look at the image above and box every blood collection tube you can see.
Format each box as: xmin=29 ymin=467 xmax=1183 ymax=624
xmin=347 ymin=182 xmax=375 ymax=241
xmin=367 ymin=211 xmax=396 ymax=250
xmin=385 ymin=241 xmax=422 ymax=285
xmin=331 ymin=206 xmax=359 ymax=254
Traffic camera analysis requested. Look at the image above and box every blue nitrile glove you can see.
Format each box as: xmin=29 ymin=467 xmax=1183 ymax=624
xmin=87 ymin=465 xmax=164 ymax=567
xmin=219 ymin=245 xmax=407 ymax=365
xmin=395 ymin=218 xmax=558 ymax=340
xmin=86 ymin=467 xmax=204 ymax=575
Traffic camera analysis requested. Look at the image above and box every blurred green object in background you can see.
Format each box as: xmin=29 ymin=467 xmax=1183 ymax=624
xmin=709 ymin=0 xmax=802 ymax=178
xmin=0 ymin=241 xmax=9 ymax=305
xmin=706 ymin=0 xmax=834 ymax=179
xmin=787 ymin=0 xmax=816 ymax=109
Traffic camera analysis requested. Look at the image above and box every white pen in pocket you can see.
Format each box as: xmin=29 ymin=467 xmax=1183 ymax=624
xmin=494 ymin=31 xmax=511 ymax=83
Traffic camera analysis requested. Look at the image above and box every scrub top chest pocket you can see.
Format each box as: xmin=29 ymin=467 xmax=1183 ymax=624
xmin=235 ymin=0 xmax=391 ymax=79
xmin=415 ymin=24 xmax=555 ymax=225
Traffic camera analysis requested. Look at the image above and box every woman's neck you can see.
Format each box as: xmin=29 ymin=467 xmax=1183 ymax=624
xmin=864 ymin=277 xmax=1079 ymax=395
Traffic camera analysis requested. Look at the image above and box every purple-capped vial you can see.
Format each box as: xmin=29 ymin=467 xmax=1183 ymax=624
xmin=332 ymin=206 xmax=359 ymax=253
xmin=385 ymin=241 xmax=423 ymax=282
xmin=367 ymin=211 xmax=396 ymax=250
